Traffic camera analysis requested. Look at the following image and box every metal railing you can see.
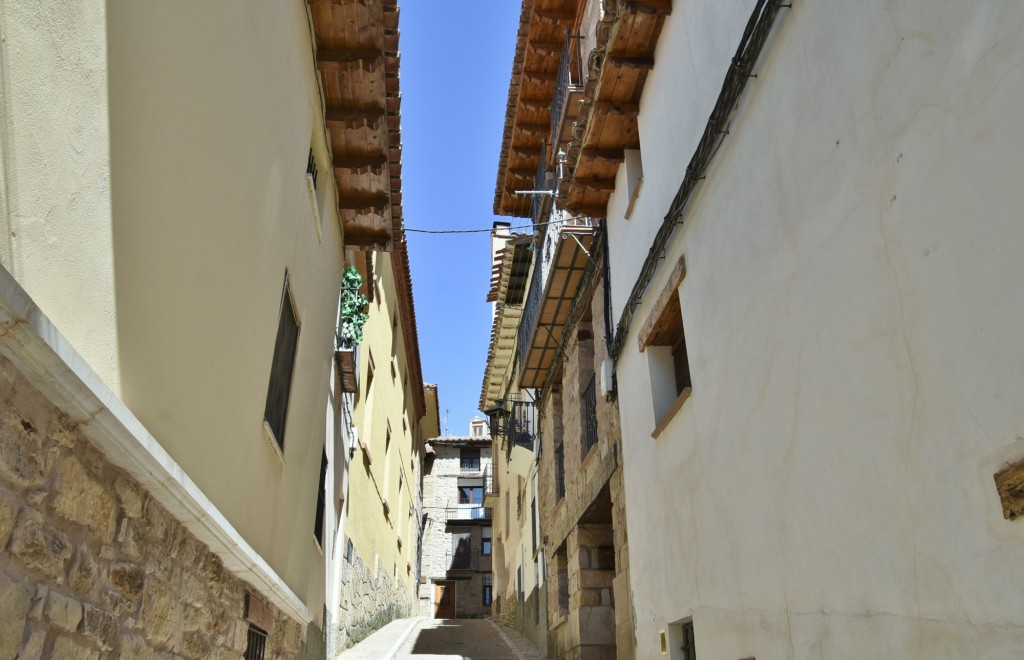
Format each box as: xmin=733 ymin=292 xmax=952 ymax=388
xmin=446 ymin=506 xmax=491 ymax=522
xmin=460 ymin=456 xmax=481 ymax=473
xmin=582 ymin=373 xmax=598 ymax=457
xmin=445 ymin=545 xmax=480 ymax=571
xmin=550 ymin=33 xmax=585 ymax=149
xmin=484 ymin=464 xmax=498 ymax=496
xmin=517 ymin=266 xmax=543 ymax=371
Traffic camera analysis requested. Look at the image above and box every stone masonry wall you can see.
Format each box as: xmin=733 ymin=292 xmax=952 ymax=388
xmin=537 ymin=273 xmax=635 ymax=659
xmin=0 ymin=355 xmax=304 ymax=659
xmin=335 ymin=545 xmax=413 ymax=652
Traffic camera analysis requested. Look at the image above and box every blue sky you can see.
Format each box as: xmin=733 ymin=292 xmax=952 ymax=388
xmin=400 ymin=2 xmax=522 ymax=436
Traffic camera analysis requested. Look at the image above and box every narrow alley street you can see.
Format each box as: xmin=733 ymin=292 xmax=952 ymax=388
xmin=339 ymin=618 xmax=546 ymax=660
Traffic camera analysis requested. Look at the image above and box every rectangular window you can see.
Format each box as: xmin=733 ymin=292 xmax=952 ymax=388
xmin=581 ymin=373 xmax=598 ymax=458
xmin=482 ymin=527 xmax=492 ymax=556
xmin=264 ymin=273 xmax=300 ymax=450
xmin=460 ymin=448 xmax=481 ymax=472
xmin=680 ymin=621 xmax=696 ymax=660
xmin=482 ymin=574 xmax=493 ymax=606
xmin=458 ymin=485 xmax=483 ymax=505
xmin=554 ymin=442 xmax=566 ymax=501
xmin=639 ymin=255 xmax=691 ymax=432
xmin=245 ymin=625 xmax=268 ymax=660
xmin=313 ymin=447 xmax=327 ymax=547
xmin=530 ymin=499 xmax=537 ymax=555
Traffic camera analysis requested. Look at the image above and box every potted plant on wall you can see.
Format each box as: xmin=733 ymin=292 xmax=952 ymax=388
xmin=335 ymin=267 xmax=369 ymax=392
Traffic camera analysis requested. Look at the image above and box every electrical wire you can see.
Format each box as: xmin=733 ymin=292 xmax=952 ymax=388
xmin=404 ymin=215 xmax=590 ymax=235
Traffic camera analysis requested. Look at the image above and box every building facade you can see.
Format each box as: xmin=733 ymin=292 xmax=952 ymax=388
xmin=480 ymin=223 xmax=548 ymax=653
xmin=493 ymin=0 xmax=1024 ymax=658
xmin=420 ymin=423 xmax=494 ymax=619
xmin=0 ymin=0 xmax=424 ymax=657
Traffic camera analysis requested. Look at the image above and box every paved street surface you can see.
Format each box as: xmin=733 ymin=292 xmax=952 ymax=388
xmin=339 ymin=617 xmax=546 ymax=659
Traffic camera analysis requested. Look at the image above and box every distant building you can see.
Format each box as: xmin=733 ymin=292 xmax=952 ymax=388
xmin=420 ymin=422 xmax=494 ymax=619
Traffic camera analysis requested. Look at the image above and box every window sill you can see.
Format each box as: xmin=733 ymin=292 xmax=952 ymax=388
xmin=261 ymin=421 xmax=286 ymax=466
xmin=651 ymin=387 xmax=691 ymax=439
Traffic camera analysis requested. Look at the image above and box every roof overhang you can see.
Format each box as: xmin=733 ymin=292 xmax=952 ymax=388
xmin=493 ymin=0 xmax=673 ymax=218
xmin=480 ymin=236 xmax=535 ymax=410
xmin=519 ymin=225 xmax=594 ymax=388
xmin=309 ymin=0 xmax=404 ymax=250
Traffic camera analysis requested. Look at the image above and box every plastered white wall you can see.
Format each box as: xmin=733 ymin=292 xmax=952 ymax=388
xmin=606 ymin=1 xmax=1024 ymax=657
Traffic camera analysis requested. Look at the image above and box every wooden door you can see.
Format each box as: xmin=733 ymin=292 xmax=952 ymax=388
xmin=434 ymin=581 xmax=455 ymax=618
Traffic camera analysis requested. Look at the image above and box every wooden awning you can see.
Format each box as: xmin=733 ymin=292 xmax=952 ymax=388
xmin=309 ymin=0 xmax=404 ymax=250
xmin=518 ymin=224 xmax=593 ymax=388
xmin=493 ymin=0 xmax=672 ymax=219
xmin=480 ymin=236 xmax=533 ymax=410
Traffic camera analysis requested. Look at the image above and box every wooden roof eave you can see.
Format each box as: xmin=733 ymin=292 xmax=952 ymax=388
xmin=519 ymin=225 xmax=594 ymax=389
xmin=493 ymin=0 xmax=578 ymax=218
xmin=309 ymin=0 xmax=404 ymax=253
xmin=560 ymin=1 xmax=672 ymax=217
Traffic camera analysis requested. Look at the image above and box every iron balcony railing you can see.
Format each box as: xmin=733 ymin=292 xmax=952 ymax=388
xmin=445 ymin=545 xmax=480 ymax=571
xmin=550 ymin=33 xmax=585 ymax=150
xmin=460 ymin=456 xmax=481 ymax=473
xmin=446 ymin=506 xmax=492 ymax=522
xmin=582 ymin=373 xmax=598 ymax=457
xmin=517 ymin=266 xmax=544 ymax=373
xmin=484 ymin=464 xmax=498 ymax=496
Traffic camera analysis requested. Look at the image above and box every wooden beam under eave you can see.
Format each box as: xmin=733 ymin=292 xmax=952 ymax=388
xmin=593 ymin=101 xmax=640 ymax=117
xmin=316 ymin=49 xmax=383 ymax=67
xmin=334 ymin=153 xmax=388 ymax=170
xmin=607 ymin=54 xmax=656 ymax=70
xmin=622 ymin=0 xmax=673 ymax=16
xmin=343 ymin=229 xmax=392 ymax=250
xmin=512 ymin=146 xmax=543 ymax=159
xmin=528 ymin=41 xmax=564 ymax=57
xmin=523 ymin=70 xmax=557 ymax=85
xmin=580 ymin=147 xmax=625 ymax=163
xmin=325 ymin=107 xmax=386 ymax=125
xmin=519 ymin=98 xmax=553 ymax=114
xmin=568 ymin=202 xmax=609 ymax=219
xmin=534 ymin=7 xmax=575 ymax=22
xmin=573 ymin=178 xmax=616 ymax=192
xmin=516 ymin=122 xmax=550 ymax=136
xmin=338 ymin=194 xmax=391 ymax=213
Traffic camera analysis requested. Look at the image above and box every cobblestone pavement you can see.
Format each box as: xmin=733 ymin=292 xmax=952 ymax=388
xmin=339 ymin=617 xmax=546 ymax=659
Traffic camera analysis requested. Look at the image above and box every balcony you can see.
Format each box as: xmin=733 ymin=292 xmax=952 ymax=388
xmin=517 ymin=215 xmax=595 ymax=389
xmin=483 ymin=464 xmax=499 ymax=508
xmin=445 ymin=545 xmax=480 ymax=573
xmin=487 ymin=398 xmax=537 ymax=478
xmin=445 ymin=506 xmax=492 ymax=524
xmin=550 ymin=34 xmax=585 ymax=153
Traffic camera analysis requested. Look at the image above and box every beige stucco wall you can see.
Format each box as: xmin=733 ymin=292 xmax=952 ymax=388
xmin=344 ymin=249 xmax=422 ymax=615
xmin=1 ymin=0 xmax=343 ymax=603
xmin=607 ymin=1 xmax=1024 ymax=658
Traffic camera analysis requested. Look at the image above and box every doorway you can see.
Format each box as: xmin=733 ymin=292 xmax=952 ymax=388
xmin=434 ymin=581 xmax=455 ymax=618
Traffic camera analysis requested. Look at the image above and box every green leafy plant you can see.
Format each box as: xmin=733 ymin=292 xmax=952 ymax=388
xmin=337 ymin=267 xmax=369 ymax=348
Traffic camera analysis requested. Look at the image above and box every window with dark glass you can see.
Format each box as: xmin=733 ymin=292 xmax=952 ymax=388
xmin=680 ymin=621 xmax=696 ymax=660
xmin=460 ymin=448 xmax=481 ymax=472
xmin=263 ymin=273 xmax=300 ymax=449
xmin=482 ymin=527 xmax=492 ymax=556
xmin=482 ymin=573 xmax=493 ymax=606
xmin=458 ymin=485 xmax=483 ymax=505
xmin=313 ymin=447 xmax=327 ymax=547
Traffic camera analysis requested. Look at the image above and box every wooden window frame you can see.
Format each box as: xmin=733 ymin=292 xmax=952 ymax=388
xmin=263 ymin=271 xmax=300 ymax=455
